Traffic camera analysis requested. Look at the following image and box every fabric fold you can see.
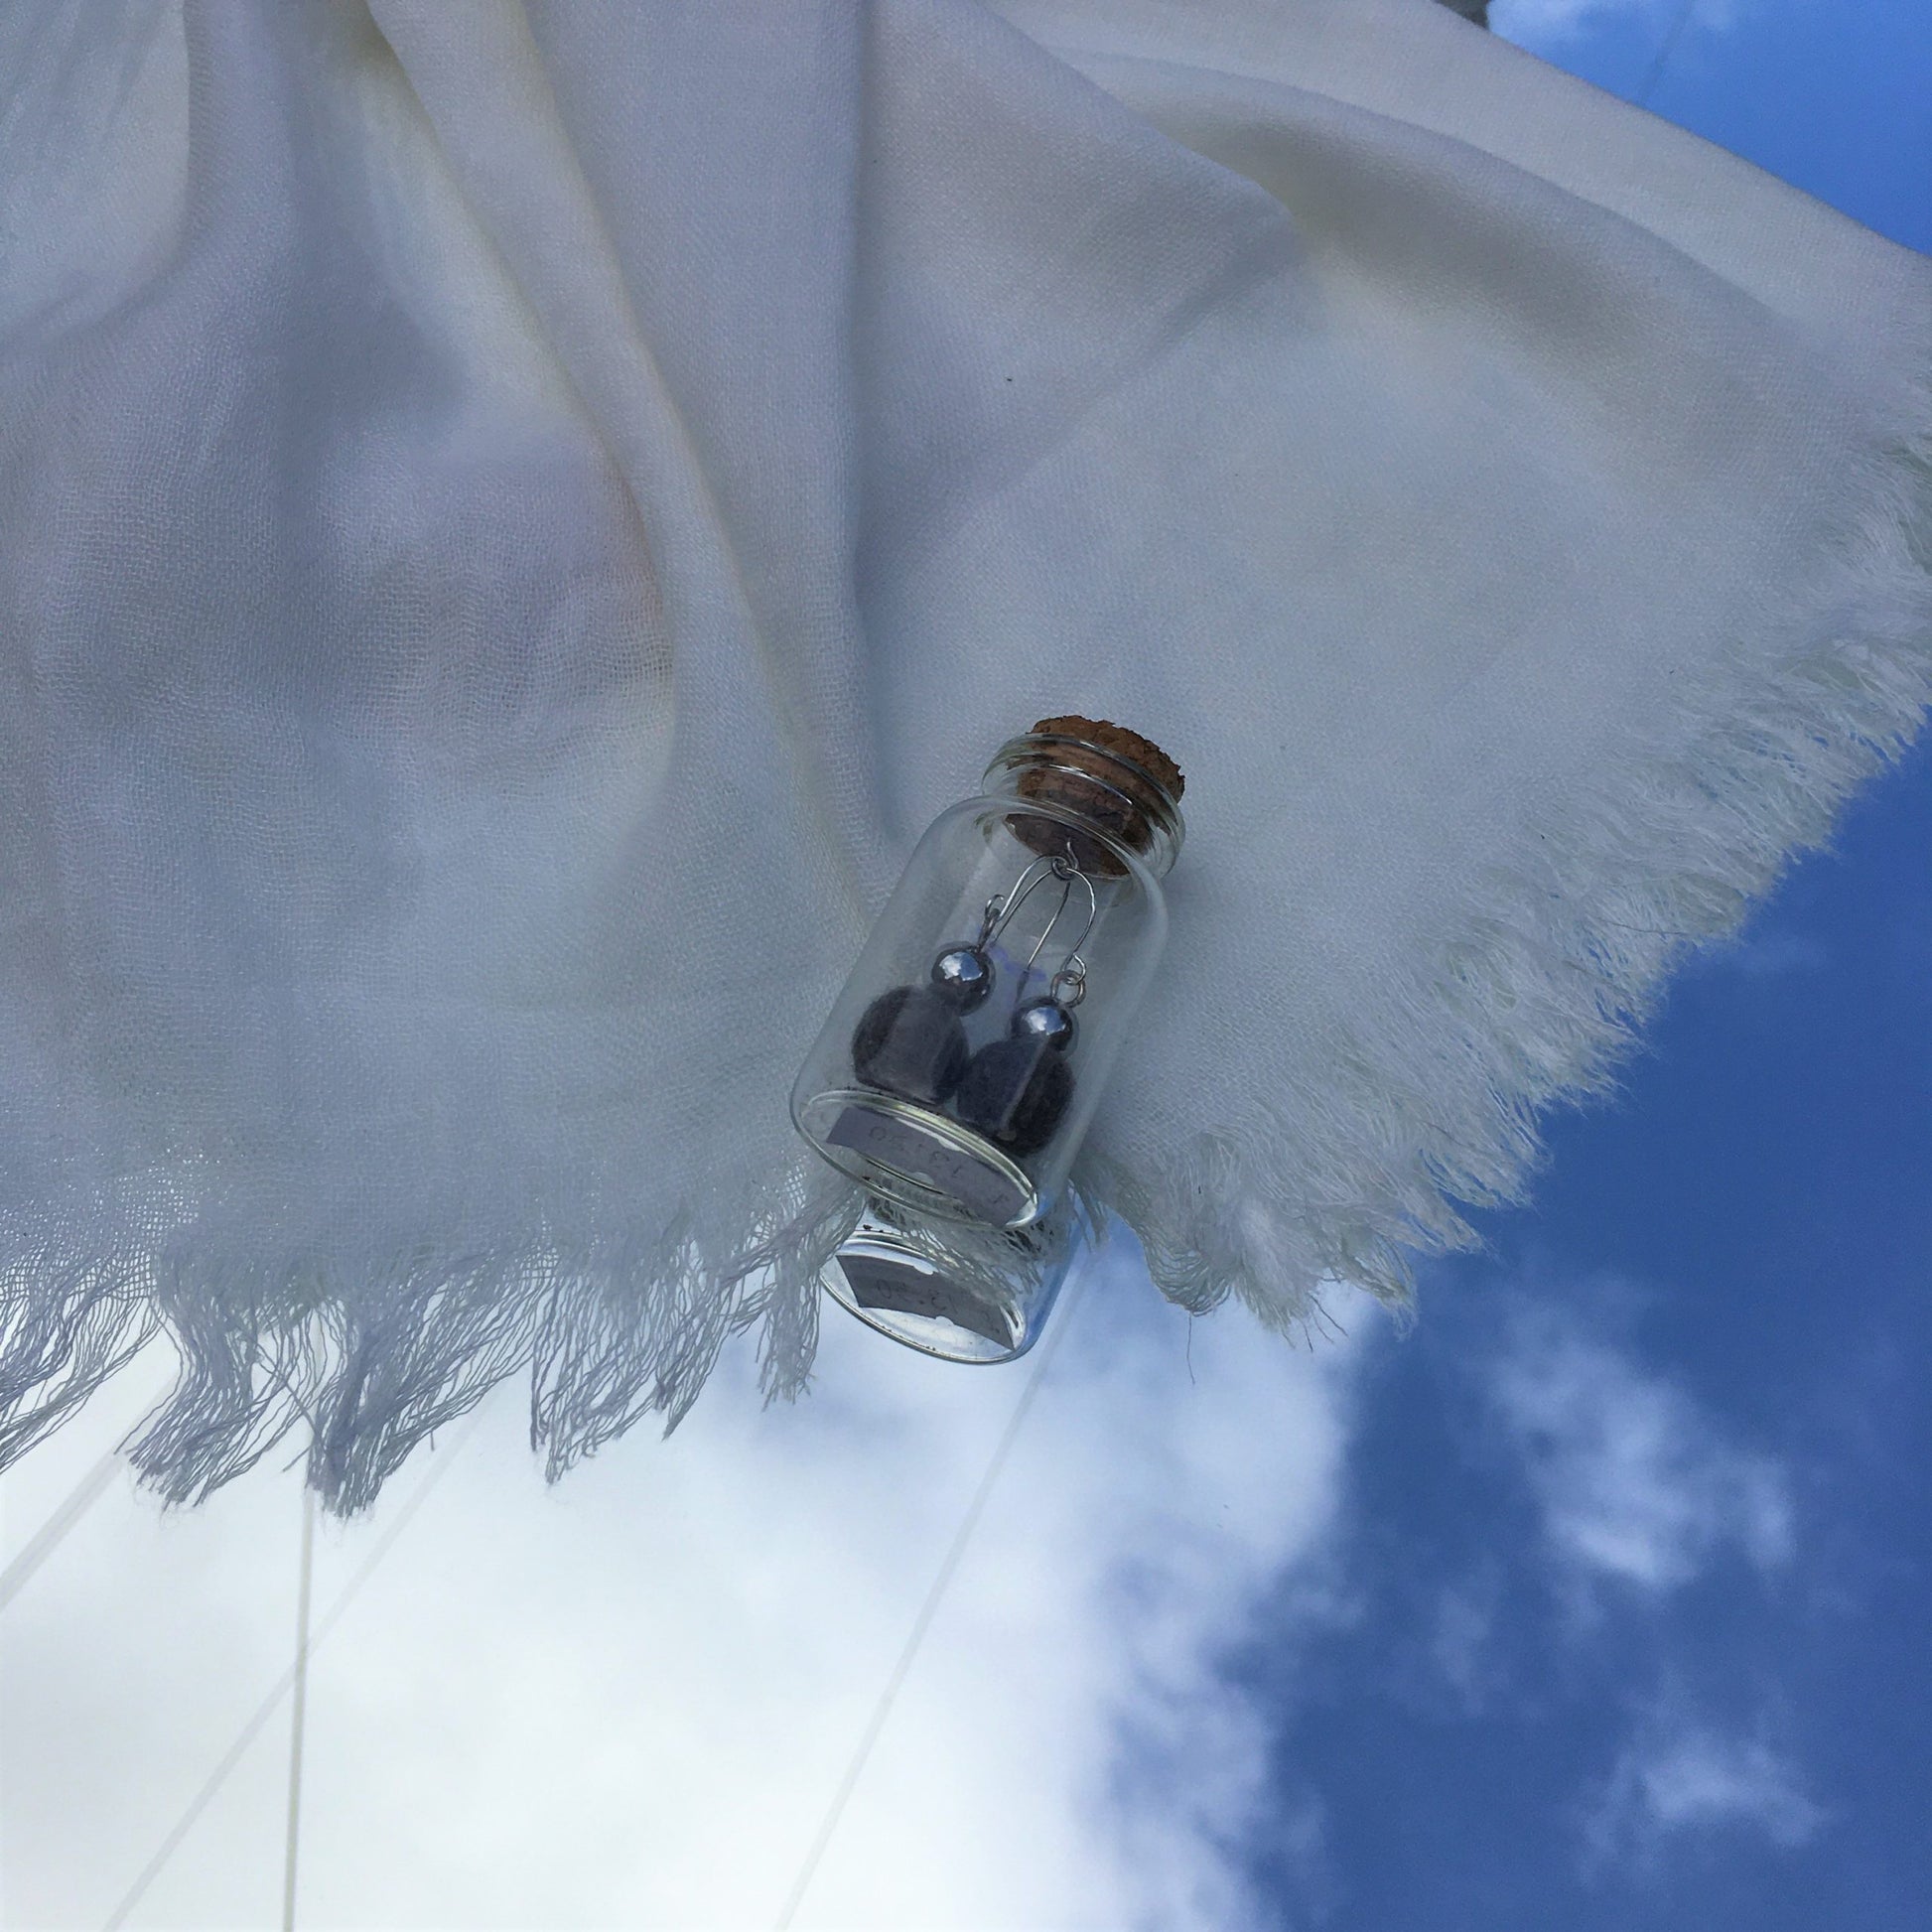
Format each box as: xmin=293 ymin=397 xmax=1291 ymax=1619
xmin=2 ymin=0 xmax=1926 ymax=1508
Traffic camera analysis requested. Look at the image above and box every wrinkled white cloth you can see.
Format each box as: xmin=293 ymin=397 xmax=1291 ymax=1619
xmin=2 ymin=0 xmax=1927 ymax=1508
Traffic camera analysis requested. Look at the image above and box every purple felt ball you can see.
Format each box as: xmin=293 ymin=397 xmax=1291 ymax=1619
xmin=851 ymin=985 xmax=969 ymax=1104
xmin=953 ymin=1036 xmax=1075 ymax=1156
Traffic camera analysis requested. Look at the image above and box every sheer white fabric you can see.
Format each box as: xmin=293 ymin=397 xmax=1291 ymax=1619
xmin=2 ymin=0 xmax=1926 ymax=1507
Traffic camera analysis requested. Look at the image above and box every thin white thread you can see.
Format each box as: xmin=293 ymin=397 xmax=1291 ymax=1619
xmin=0 ymin=1447 xmax=123 ymax=1615
xmin=0 ymin=1376 xmax=178 ymax=1616
xmin=1635 ymin=0 xmax=1701 ymax=105
xmin=281 ymin=1483 xmax=318 ymax=1932
xmin=772 ymin=1265 xmax=1089 ymax=1931
xmin=100 ymin=1411 xmax=483 ymax=1932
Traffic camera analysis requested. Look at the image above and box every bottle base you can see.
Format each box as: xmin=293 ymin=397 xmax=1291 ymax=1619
xmin=797 ymin=1087 xmax=1039 ymax=1227
xmin=818 ymin=1199 xmax=1076 ymax=1364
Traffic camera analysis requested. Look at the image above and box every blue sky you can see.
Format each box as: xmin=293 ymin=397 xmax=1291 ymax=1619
xmin=1 ymin=5 xmax=1926 ymax=1929
xmin=1248 ymin=2 xmax=1932 ymax=1925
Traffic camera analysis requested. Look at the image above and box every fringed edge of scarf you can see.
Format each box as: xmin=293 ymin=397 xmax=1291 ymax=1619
xmin=0 ymin=1167 xmax=866 ymax=1514
xmin=0 ymin=1155 xmax=1118 ymax=1514
xmin=1115 ymin=382 xmax=1932 ymax=1337
xmin=3 ymin=390 xmax=1925 ymax=1517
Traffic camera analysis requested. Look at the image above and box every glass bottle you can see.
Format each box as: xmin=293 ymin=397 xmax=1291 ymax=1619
xmin=792 ymin=717 xmax=1184 ymax=1361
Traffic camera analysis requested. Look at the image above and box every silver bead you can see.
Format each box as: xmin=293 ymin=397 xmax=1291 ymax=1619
xmin=930 ymin=945 xmax=994 ymax=1012
xmin=1012 ymin=999 xmax=1077 ymax=1051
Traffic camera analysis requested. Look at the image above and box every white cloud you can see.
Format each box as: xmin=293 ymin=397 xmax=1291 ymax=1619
xmin=1424 ymin=1565 xmax=1505 ymax=1714
xmin=1689 ymin=926 xmax=1828 ymax=981
xmin=1487 ymin=1302 xmax=1792 ymax=1601
xmin=1491 ymin=0 xmax=1743 ymax=51
xmin=1483 ymin=1300 xmax=1822 ymax=1872
xmin=0 ymin=1241 xmax=1373 ymax=1930
xmin=1587 ymin=1706 xmax=1825 ymax=1864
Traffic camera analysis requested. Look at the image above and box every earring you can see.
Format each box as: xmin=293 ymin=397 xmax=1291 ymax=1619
xmin=849 ymin=877 xmax=1012 ymax=1102
xmin=952 ymin=864 xmax=1091 ymax=1155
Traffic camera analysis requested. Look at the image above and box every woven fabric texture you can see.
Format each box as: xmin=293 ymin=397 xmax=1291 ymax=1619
xmin=2 ymin=0 xmax=1927 ymax=1507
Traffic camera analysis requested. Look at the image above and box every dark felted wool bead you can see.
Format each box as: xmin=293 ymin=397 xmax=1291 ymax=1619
xmin=953 ymin=1035 xmax=1075 ymax=1157
xmin=851 ymin=985 xmax=969 ymax=1104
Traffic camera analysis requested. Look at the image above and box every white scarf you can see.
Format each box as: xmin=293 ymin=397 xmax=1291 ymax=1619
xmin=3 ymin=0 xmax=1926 ymax=1508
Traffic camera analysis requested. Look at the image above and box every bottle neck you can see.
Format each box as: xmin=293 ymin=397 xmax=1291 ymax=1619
xmin=982 ymin=732 xmax=1184 ymax=881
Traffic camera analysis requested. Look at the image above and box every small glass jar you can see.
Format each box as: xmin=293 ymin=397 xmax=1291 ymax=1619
xmin=822 ymin=1193 xmax=1084 ymax=1366
xmin=793 ymin=718 xmax=1183 ymax=1361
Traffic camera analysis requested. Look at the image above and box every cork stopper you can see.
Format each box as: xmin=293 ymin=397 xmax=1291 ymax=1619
xmin=1007 ymin=716 xmax=1184 ymax=877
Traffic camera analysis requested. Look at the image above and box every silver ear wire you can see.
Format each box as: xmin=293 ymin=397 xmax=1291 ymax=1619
xmin=978 ymin=851 xmax=1095 ymax=1005
xmin=1023 ymin=861 xmax=1094 ymax=993
xmin=976 ymin=853 xmax=1056 ymax=950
